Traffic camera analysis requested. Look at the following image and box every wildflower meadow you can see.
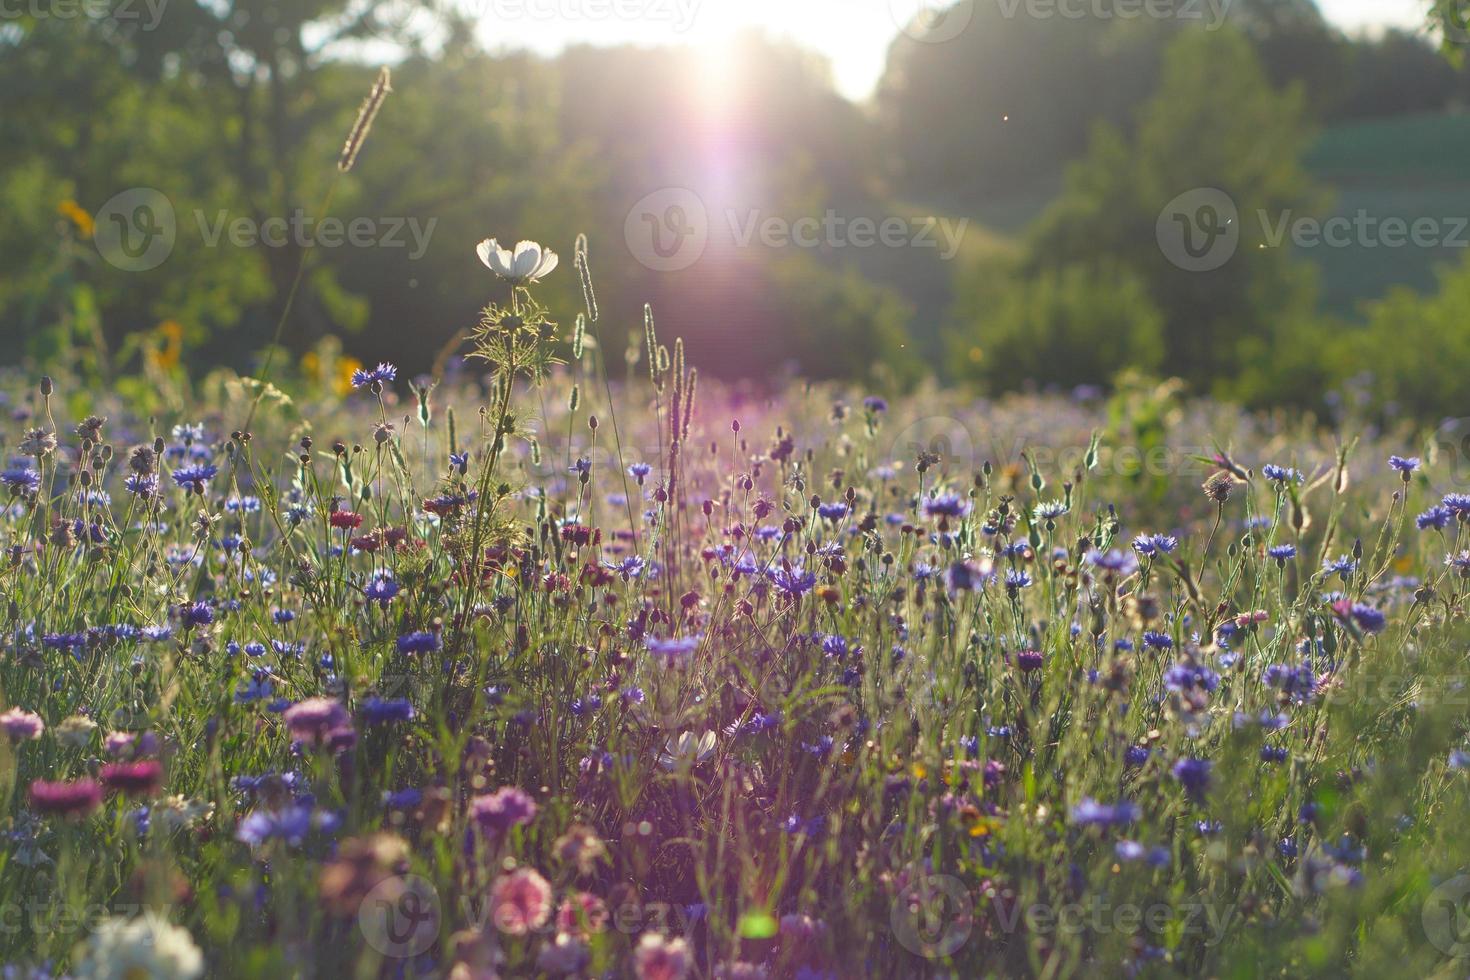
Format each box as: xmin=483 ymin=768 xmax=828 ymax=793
xmin=11 ymin=21 xmax=1470 ymax=977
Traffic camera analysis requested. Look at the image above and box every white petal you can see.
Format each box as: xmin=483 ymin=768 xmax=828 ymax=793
xmin=533 ymin=249 xmax=559 ymax=279
xmin=512 ymin=241 xmax=542 ymax=278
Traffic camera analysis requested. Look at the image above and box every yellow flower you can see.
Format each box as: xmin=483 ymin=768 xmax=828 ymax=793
xmin=57 ymin=199 xmax=94 ymax=238
xmin=149 ymin=320 xmax=183 ymax=371
xmin=335 ymin=357 xmax=363 ymax=397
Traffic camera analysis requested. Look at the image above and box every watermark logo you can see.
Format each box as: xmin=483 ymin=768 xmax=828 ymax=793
xmin=94 ymin=187 xmax=176 ymax=272
xmin=1434 ymin=418 xmax=1470 ymax=488
xmin=1157 ymin=187 xmax=1238 ymax=272
xmin=1439 ymin=1 xmax=1470 ymax=45
xmin=625 ymin=187 xmax=709 ymax=272
xmin=885 ymin=416 xmax=977 ymax=475
xmin=1424 ymin=874 xmax=1470 ymax=957
xmin=991 ymin=0 xmax=1231 ymax=28
xmin=0 ymin=0 xmax=169 ymax=29
xmin=359 ymin=874 xmax=441 ymax=959
xmin=890 ymin=0 xmax=974 ymax=43
xmin=891 ymin=872 xmax=974 ymax=958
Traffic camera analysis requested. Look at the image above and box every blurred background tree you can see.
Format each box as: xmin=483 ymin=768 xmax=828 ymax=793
xmin=2 ymin=1 xmax=1469 ymax=416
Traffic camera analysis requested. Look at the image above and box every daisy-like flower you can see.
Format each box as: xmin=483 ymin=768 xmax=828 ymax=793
xmin=350 ymin=362 xmax=397 ymax=389
xmin=70 ymin=915 xmax=204 ymax=980
xmin=476 ymin=238 xmax=559 ymax=283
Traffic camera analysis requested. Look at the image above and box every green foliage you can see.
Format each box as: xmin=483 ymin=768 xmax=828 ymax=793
xmin=947 ymin=259 xmax=1165 ymax=392
xmin=1004 ymin=27 xmax=1324 ymax=393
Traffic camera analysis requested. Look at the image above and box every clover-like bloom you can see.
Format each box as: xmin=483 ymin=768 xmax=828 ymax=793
xmin=476 ymin=238 xmax=559 ymax=282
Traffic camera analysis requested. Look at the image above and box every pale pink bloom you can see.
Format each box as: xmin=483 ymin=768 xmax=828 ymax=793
xmin=634 ymin=933 xmax=690 ymax=980
xmin=0 ymin=707 xmax=43 ymax=741
xmin=488 ymin=868 xmax=552 ymax=936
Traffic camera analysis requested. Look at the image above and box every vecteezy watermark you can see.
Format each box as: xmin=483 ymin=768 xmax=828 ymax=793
xmin=890 ymin=0 xmax=975 ymax=43
xmin=1424 ymin=874 xmax=1470 ymax=958
xmin=1159 ymin=187 xmax=1470 ymax=272
xmin=94 ymin=187 xmax=177 ymax=273
xmin=624 ymin=188 xmax=968 ymax=271
xmin=890 ymin=871 xmax=1236 ymax=959
xmin=625 ymin=188 xmax=709 ymax=273
xmin=91 ymin=188 xmax=438 ymax=271
xmin=992 ymin=0 xmax=1230 ymax=28
xmin=194 ymin=210 xmax=437 ymax=260
xmin=0 ymin=899 xmax=176 ymax=936
xmin=468 ymin=0 xmax=699 ymax=31
xmin=0 ymin=0 xmax=168 ymax=29
xmin=1156 ymin=188 xmax=1239 ymax=273
xmin=885 ymin=417 xmax=978 ymax=476
xmin=359 ymin=874 xmax=441 ymax=959
xmin=1434 ymin=417 xmax=1470 ymax=488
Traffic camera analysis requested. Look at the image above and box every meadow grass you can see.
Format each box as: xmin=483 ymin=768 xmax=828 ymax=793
xmin=2 ymin=280 xmax=1470 ymax=979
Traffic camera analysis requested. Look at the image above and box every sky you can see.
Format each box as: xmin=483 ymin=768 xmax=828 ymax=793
xmin=456 ymin=0 xmax=1432 ymax=100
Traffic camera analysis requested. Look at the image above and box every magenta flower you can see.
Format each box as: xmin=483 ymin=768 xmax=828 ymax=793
xmin=488 ymin=868 xmax=552 ymax=935
xmin=0 ymin=707 xmax=44 ymax=741
xmin=29 ymin=778 xmax=103 ymax=818
xmin=282 ymin=697 xmax=353 ymax=747
xmin=470 ymin=786 xmax=538 ymax=837
xmin=100 ymin=760 xmax=164 ymax=797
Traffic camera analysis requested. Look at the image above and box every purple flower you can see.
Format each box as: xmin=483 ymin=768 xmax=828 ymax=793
xmin=1268 ymin=544 xmax=1297 ymax=562
xmin=360 ymin=697 xmax=415 ymax=724
xmin=1418 ymin=505 xmax=1455 ymax=530
xmin=1262 ymin=464 xmax=1301 ymax=485
xmin=282 ymin=697 xmax=352 ymax=746
xmin=1 ymin=466 xmax=39 ymax=494
xmin=471 ymin=786 xmax=538 ymax=836
xmin=1071 ymin=798 xmax=1139 ymax=827
xmin=1172 ymin=758 xmax=1212 ymax=798
xmin=397 ymin=631 xmax=440 ymax=655
xmin=237 ymin=805 xmax=315 ymax=847
xmin=350 ymin=362 xmax=397 ymax=389
xmin=1015 ymin=649 xmax=1044 ymax=672
xmin=1142 ymin=630 xmax=1173 ymax=651
xmin=922 ymin=493 xmax=971 ymax=519
xmin=647 ymin=635 xmax=700 ymax=668
xmin=171 ymin=464 xmax=218 ymax=493
xmin=1132 ymin=533 xmax=1179 ymax=557
xmin=1388 ymin=455 xmax=1420 ymax=476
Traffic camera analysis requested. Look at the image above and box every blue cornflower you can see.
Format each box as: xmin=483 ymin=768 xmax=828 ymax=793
xmin=449 ymin=451 xmax=469 ymax=474
xmin=1262 ymin=464 xmax=1302 ymax=485
xmin=1172 ymin=758 xmax=1213 ymax=798
xmin=923 ymin=492 xmax=971 ymax=519
xmin=570 ymin=457 xmax=592 ymax=479
xmin=179 ymin=601 xmax=213 ymax=628
xmin=628 ymin=462 xmax=652 ymax=483
xmin=816 ymin=502 xmax=848 ymax=521
xmin=350 ymin=362 xmax=397 ymax=389
xmin=1388 ymin=455 xmax=1420 ymax=477
xmin=769 ymin=566 xmax=817 ymax=598
xmin=124 ymin=474 xmax=158 ymax=498
xmin=236 ymin=805 xmax=314 ymax=847
xmin=1446 ymin=551 xmax=1470 ymax=572
xmin=1418 ymin=505 xmax=1455 ymax=530
xmin=170 ymin=464 xmax=218 ymax=494
xmin=1444 ymin=493 xmax=1470 ymax=515
xmin=1163 ymin=662 xmax=1219 ymax=692
xmin=1347 ymin=602 xmax=1387 ymax=634
xmin=603 ymin=555 xmax=646 ymax=580
xmin=1323 ymin=555 xmax=1359 ymax=580
xmin=360 ymin=697 xmax=415 ymax=724
xmin=1142 ymin=630 xmax=1173 ymax=651
xmin=646 ymin=634 xmax=700 ymax=668
xmin=1132 ymin=533 xmax=1179 ymax=557
xmin=1 ymin=466 xmax=39 ymax=495
xmin=364 ymin=575 xmax=400 ymax=606
xmin=1268 ymin=544 xmax=1297 ymax=563
xmin=1033 ymin=500 xmax=1069 ymax=522
xmin=1004 ymin=570 xmax=1033 ymax=594
xmin=397 ymin=631 xmax=440 ymax=655
xmin=1071 ymin=798 xmax=1140 ymax=827
xmin=863 ymin=396 xmax=888 ymax=413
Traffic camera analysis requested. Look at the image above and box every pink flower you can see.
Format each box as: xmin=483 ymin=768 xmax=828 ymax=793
xmin=634 ymin=933 xmax=690 ymax=980
xmin=99 ymin=760 xmax=164 ymax=797
xmin=282 ymin=697 xmax=353 ymax=747
xmin=0 ymin=707 xmax=44 ymax=741
xmin=470 ymin=786 xmax=538 ymax=837
xmin=556 ymin=891 xmax=608 ymax=937
xmin=29 ymin=778 xmax=103 ymax=817
xmin=488 ymin=868 xmax=552 ymax=936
